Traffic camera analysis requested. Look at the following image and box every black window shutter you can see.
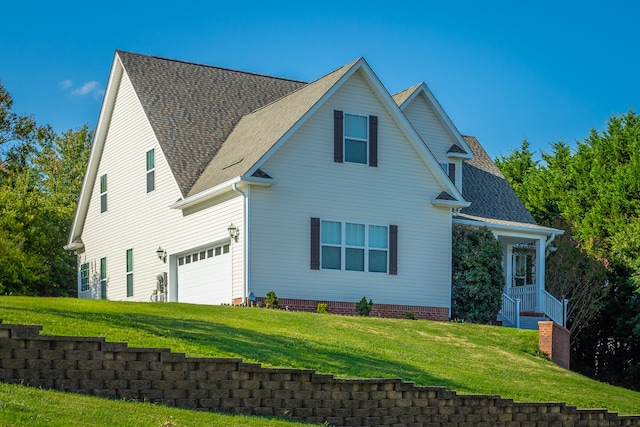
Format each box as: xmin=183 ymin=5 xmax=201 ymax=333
xmin=311 ymin=218 xmax=320 ymax=270
xmin=369 ymin=115 xmax=378 ymax=167
xmin=448 ymin=163 xmax=456 ymax=184
xmin=334 ymin=110 xmax=344 ymax=163
xmin=389 ymin=225 xmax=398 ymax=275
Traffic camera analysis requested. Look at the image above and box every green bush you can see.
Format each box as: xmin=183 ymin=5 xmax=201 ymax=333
xmin=451 ymin=224 xmax=504 ymax=323
xmin=405 ymin=311 xmax=416 ymax=320
xmin=316 ymin=303 xmax=329 ymax=314
xmin=355 ymin=296 xmax=373 ymax=317
xmin=264 ymin=291 xmax=279 ymax=309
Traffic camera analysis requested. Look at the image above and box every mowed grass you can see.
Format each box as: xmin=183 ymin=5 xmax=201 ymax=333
xmin=0 ymin=382 xmax=315 ymax=427
xmin=1 ymin=296 xmax=639 ymax=418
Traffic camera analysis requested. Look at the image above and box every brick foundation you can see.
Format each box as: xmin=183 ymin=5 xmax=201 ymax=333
xmin=251 ymin=297 xmax=450 ymax=321
xmin=1 ymin=321 xmax=638 ymax=426
xmin=538 ymin=321 xmax=571 ymax=369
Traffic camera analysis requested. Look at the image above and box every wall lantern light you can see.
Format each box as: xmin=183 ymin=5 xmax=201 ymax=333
xmin=228 ymin=223 xmax=239 ymax=242
xmin=156 ymin=246 xmax=167 ymax=263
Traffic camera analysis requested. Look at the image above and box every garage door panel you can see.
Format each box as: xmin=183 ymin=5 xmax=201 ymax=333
xmin=178 ymin=245 xmax=231 ymax=305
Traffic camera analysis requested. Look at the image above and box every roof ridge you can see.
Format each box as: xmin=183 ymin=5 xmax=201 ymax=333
xmin=115 ymin=50 xmax=308 ymax=85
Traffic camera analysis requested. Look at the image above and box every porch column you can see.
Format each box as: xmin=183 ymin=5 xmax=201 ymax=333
xmin=504 ymin=242 xmax=513 ymax=293
xmin=536 ymin=237 xmax=545 ymax=312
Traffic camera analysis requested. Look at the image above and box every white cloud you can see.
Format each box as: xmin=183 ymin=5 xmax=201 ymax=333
xmin=70 ymin=81 xmax=104 ymax=99
xmin=59 ymin=79 xmax=73 ymax=89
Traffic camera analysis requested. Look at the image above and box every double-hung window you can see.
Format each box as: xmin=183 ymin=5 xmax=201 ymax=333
xmin=100 ymin=257 xmax=107 ymax=300
xmin=100 ymin=174 xmax=107 ymax=213
xmin=146 ymin=149 xmax=155 ymax=193
xmin=80 ymin=263 xmax=89 ymax=292
xmin=344 ymin=114 xmax=368 ymax=164
xmin=334 ymin=110 xmax=378 ymax=166
xmin=319 ymin=220 xmax=390 ymax=273
xmin=126 ymin=249 xmax=133 ymax=297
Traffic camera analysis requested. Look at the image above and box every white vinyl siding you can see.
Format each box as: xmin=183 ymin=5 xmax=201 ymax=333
xmin=79 ymin=70 xmax=245 ymax=303
xmin=249 ymin=69 xmax=452 ymax=308
xmin=403 ymin=93 xmax=462 ymax=188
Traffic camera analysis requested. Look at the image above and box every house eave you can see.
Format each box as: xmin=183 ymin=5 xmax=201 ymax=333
xmin=431 ymin=199 xmax=471 ymax=209
xmin=453 ymin=217 xmax=564 ymax=237
xmin=446 ymin=152 xmax=473 ymax=160
xmin=170 ymin=176 xmax=275 ymax=210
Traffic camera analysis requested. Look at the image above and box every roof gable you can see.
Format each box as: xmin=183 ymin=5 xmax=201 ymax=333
xmin=188 ymin=57 xmax=466 ymax=204
xmin=117 ymin=51 xmax=307 ymax=196
xmin=189 ymin=59 xmax=359 ymax=195
xmin=393 ymin=83 xmax=472 ymax=158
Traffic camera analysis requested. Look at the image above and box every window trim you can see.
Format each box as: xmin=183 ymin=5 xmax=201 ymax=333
xmin=146 ymin=148 xmax=155 ymax=193
xmin=100 ymin=173 xmax=107 ymax=213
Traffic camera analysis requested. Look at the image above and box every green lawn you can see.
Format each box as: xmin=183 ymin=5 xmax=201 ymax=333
xmin=1 ymin=296 xmax=639 ymax=418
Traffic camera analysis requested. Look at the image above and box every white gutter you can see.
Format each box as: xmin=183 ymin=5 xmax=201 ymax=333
xmin=169 ymin=176 xmax=274 ymax=210
xmin=232 ymin=182 xmax=249 ymax=306
xmin=454 ymin=217 xmax=564 ymax=237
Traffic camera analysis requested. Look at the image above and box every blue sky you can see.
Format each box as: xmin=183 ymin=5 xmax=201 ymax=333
xmin=2 ymin=1 xmax=639 ymax=160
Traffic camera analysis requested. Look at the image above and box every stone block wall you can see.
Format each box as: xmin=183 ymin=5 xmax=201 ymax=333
xmin=1 ymin=321 xmax=638 ymax=427
xmin=539 ymin=321 xmax=571 ymax=369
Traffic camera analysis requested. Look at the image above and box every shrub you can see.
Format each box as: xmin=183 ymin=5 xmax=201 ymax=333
xmin=405 ymin=311 xmax=416 ymax=320
xmin=316 ymin=303 xmax=329 ymax=314
xmin=264 ymin=291 xmax=279 ymax=309
xmin=451 ymin=224 xmax=504 ymax=323
xmin=355 ymin=296 xmax=373 ymax=317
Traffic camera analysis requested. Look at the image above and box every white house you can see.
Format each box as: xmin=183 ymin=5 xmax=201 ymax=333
xmin=66 ymin=51 xmax=563 ymax=326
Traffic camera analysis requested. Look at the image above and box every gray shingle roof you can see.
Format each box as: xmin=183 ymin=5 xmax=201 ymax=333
xmin=117 ymin=51 xmax=307 ymax=196
xmin=460 ymin=135 xmax=537 ymax=225
xmin=189 ymin=59 xmax=358 ymax=195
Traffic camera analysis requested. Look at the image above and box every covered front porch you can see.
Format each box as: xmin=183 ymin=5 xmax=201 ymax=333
xmin=455 ymin=216 xmax=566 ymax=330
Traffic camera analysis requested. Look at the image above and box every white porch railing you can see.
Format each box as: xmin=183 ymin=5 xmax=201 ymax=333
xmin=507 ymin=284 xmax=536 ymax=312
xmin=499 ymin=293 xmax=520 ymax=328
xmin=504 ymin=286 xmax=568 ymax=328
xmin=541 ymin=289 xmax=567 ymax=327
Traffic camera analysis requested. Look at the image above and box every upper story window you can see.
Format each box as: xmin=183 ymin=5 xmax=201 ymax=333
xmin=440 ymin=162 xmax=456 ymax=185
xmin=100 ymin=174 xmax=107 ymax=213
xmin=146 ymin=149 xmax=155 ymax=193
xmin=344 ymin=114 xmax=368 ymax=164
xmin=334 ymin=110 xmax=378 ymax=167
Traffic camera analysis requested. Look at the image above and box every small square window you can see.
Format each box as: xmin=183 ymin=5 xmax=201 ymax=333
xmin=215 ymin=246 xmax=222 ymax=256
xmin=223 ymin=244 xmax=230 ymax=254
xmin=178 ymin=257 xmax=184 ymax=266
xmin=200 ymin=251 xmax=206 ymax=260
xmin=185 ymin=255 xmax=191 ymax=264
xmin=193 ymin=253 xmax=199 ymax=262
xmin=207 ymin=249 xmax=214 ymax=258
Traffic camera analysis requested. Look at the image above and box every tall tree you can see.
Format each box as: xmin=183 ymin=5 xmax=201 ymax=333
xmin=0 ymin=80 xmax=92 ymax=296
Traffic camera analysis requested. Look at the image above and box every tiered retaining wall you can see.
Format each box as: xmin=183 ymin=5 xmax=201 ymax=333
xmin=0 ymin=321 xmax=638 ymax=427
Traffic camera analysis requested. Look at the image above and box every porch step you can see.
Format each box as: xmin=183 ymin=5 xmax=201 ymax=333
xmin=496 ymin=313 xmax=549 ymax=330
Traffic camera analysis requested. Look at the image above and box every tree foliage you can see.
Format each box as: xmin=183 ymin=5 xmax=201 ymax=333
xmin=451 ymin=224 xmax=504 ymax=323
xmin=495 ymin=109 xmax=640 ymax=390
xmin=0 ymin=79 xmax=92 ymax=296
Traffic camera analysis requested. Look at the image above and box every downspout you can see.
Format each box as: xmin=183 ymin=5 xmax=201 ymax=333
xmin=232 ymin=183 xmax=248 ymax=305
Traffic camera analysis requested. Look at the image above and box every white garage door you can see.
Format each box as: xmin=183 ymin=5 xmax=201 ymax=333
xmin=177 ymin=244 xmax=231 ymax=305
